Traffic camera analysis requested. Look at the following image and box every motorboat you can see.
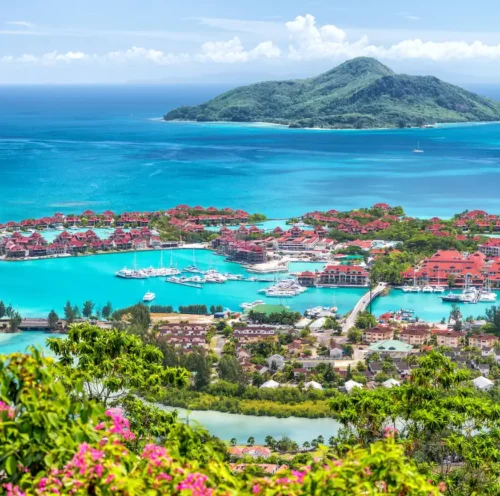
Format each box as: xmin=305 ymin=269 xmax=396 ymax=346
xmin=115 ymin=267 xmax=134 ymax=279
xmin=143 ymin=291 xmax=156 ymax=302
xmin=441 ymin=292 xmax=462 ymax=302
xmin=412 ymin=141 xmax=424 ymax=153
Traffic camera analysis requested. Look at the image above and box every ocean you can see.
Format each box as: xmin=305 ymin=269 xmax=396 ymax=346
xmin=1 ymin=84 xmax=500 ymax=223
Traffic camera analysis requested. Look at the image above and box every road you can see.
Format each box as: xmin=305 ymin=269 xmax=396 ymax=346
xmin=341 ymin=283 xmax=387 ymax=333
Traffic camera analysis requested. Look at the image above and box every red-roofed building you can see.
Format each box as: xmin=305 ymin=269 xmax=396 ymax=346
xmin=318 ymin=265 xmax=369 ymax=286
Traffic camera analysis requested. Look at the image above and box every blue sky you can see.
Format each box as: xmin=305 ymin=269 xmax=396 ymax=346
xmin=3 ymin=0 xmax=500 ymax=84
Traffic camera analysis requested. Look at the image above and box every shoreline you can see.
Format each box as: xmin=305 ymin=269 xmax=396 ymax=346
xmin=161 ymin=118 xmax=500 ymax=132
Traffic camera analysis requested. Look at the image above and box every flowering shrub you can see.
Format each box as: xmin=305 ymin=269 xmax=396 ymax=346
xmin=0 ymin=349 xmax=444 ymax=495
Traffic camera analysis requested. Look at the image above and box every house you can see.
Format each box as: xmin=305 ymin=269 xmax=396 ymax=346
xmin=473 ymin=376 xmax=494 ymax=391
xmin=362 ymin=327 xmax=394 ymax=344
xmin=228 ymin=447 xmax=272 ymax=459
xmin=382 ymin=378 xmax=401 ymax=388
xmin=367 ymin=340 xmax=413 ymax=358
xmin=329 ymin=347 xmax=343 ymax=359
xmin=304 ymin=381 xmax=323 ymax=390
xmin=266 ymin=354 xmax=285 ymax=371
xmin=260 ymin=380 xmax=280 ymax=389
xmin=345 ymin=380 xmax=363 ymax=393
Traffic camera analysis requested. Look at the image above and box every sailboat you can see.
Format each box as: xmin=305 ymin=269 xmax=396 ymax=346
xmin=412 ymin=141 xmax=424 ymax=153
xmin=184 ymin=247 xmax=201 ymax=273
xmin=479 ymin=278 xmax=497 ymax=302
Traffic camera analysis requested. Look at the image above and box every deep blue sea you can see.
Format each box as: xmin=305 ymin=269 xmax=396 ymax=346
xmin=1 ymin=84 xmax=500 ymax=223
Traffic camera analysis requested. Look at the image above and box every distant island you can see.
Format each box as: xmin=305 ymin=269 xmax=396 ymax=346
xmin=164 ymin=57 xmax=500 ymax=129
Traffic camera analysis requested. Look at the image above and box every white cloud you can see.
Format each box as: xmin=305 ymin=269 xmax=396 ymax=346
xmin=285 ymin=14 xmax=500 ymax=61
xmin=5 ymin=21 xmax=34 ymax=28
xmin=196 ymin=37 xmax=280 ymax=63
xmin=105 ymin=46 xmax=189 ymax=65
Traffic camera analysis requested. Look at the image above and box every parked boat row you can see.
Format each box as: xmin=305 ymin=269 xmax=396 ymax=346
xmin=240 ymin=300 xmax=265 ymax=310
xmin=165 ymin=276 xmax=203 ymax=289
xmin=441 ymin=286 xmax=497 ymax=304
xmin=402 ymin=285 xmax=445 ymax=293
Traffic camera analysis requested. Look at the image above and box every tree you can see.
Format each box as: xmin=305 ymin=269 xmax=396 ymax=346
xmin=184 ymin=350 xmax=212 ymax=390
xmin=0 ymin=300 xmax=5 ymax=319
xmin=8 ymin=311 xmax=22 ymax=333
xmin=447 ymin=274 xmax=456 ymax=288
xmin=347 ymin=327 xmax=362 ymax=344
xmin=265 ymin=435 xmax=276 ymax=449
xmin=323 ymin=364 xmax=337 ymax=383
xmin=47 ymin=323 xmax=190 ymax=407
xmin=210 ymin=305 xmax=216 ymax=315
xmin=247 ymin=436 xmax=255 ymax=446
xmin=102 ymin=301 xmax=113 ymax=320
xmin=230 ymin=438 xmax=237 ymax=446
xmin=355 ymin=311 xmax=377 ymax=330
xmin=82 ymin=300 xmax=95 ymax=319
xmin=343 ymin=344 xmax=354 ymax=357
xmin=218 ymin=355 xmax=245 ymax=384
xmin=302 ymin=441 xmax=310 ymax=450
xmin=64 ymin=300 xmax=76 ymax=325
xmin=47 ymin=310 xmax=59 ymax=330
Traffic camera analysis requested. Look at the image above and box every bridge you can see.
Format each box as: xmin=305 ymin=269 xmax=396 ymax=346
xmin=341 ymin=282 xmax=387 ymax=333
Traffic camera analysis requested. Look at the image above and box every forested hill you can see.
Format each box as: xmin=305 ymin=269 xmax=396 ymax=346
xmin=164 ymin=57 xmax=500 ymax=129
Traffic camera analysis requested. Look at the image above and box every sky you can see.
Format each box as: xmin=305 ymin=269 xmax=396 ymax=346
xmin=3 ymin=0 xmax=500 ymax=84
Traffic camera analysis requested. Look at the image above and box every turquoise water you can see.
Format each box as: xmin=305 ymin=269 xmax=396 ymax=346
xmin=0 ymin=249 xmax=364 ymax=317
xmin=372 ymin=289 xmax=500 ymax=322
xmin=161 ymin=406 xmax=339 ymax=445
xmin=2 ymin=85 xmax=500 ymax=223
xmin=0 ymin=331 xmax=58 ymax=354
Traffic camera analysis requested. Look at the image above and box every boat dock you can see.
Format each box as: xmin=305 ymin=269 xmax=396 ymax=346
xmin=165 ymin=278 xmax=203 ymax=289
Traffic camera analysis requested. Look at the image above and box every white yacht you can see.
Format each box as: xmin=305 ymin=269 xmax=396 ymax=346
xmin=240 ymin=300 xmax=264 ymax=310
xmin=479 ymin=279 xmax=497 ymax=302
xmin=143 ymin=291 xmax=156 ymax=302
xmin=422 ymin=285 xmax=434 ymax=293
xmin=115 ymin=268 xmax=134 ymax=279
xmin=412 ymin=141 xmax=424 ymax=153
xmin=433 ymin=286 xmax=445 ymax=293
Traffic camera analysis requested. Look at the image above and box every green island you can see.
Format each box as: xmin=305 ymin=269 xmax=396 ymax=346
xmin=164 ymin=57 xmax=500 ymax=129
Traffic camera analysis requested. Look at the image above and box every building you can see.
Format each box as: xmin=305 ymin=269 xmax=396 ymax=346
xmin=345 ymin=380 xmax=363 ymax=393
xmin=469 ymin=334 xmax=499 ymax=349
xmin=367 ymin=340 xmax=413 ymax=358
xmin=362 ymin=327 xmax=394 ymax=344
xmin=399 ymin=327 xmax=431 ymax=346
xmin=479 ymin=239 xmax=500 ymax=258
xmin=473 ymin=376 xmax=494 ymax=391
xmin=260 ymin=380 xmax=280 ymax=389
xmin=318 ymin=265 xmax=369 ymax=287
xmin=434 ymin=330 xmax=465 ymax=348
xmin=266 ymin=354 xmax=285 ymax=371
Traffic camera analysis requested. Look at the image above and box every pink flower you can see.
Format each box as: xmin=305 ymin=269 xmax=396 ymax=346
xmin=252 ymin=484 xmax=261 ymax=494
xmin=105 ymin=474 xmax=115 ymax=485
xmin=156 ymin=473 xmax=173 ymax=481
xmin=438 ymin=482 xmax=447 ymax=492
xmin=3 ymin=483 xmax=26 ymax=496
xmin=95 ymin=422 xmax=105 ymax=431
xmin=0 ymin=401 xmax=15 ymax=419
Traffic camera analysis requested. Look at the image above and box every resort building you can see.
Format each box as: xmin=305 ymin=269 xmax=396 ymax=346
xmin=318 ymin=265 xmax=369 ymax=287
xmin=479 ymin=239 xmax=500 ymax=258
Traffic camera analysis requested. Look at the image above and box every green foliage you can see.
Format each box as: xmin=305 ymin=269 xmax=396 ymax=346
xmin=355 ymin=311 xmax=377 ymax=330
xmin=179 ymin=304 xmax=208 ymax=315
xmin=247 ymin=309 xmax=301 ymax=325
xmin=149 ymin=304 xmax=174 ymax=313
xmin=47 ymin=310 xmax=59 ymax=330
xmin=347 ymin=327 xmax=362 ymax=343
xmin=165 ymin=57 xmax=500 ymax=129
xmin=218 ymin=355 xmax=246 ymax=384
xmin=111 ymin=303 xmax=151 ymax=333
xmin=46 ymin=323 xmax=190 ymax=406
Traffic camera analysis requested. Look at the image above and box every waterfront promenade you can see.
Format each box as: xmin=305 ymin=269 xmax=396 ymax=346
xmin=342 ymin=283 xmax=387 ymax=332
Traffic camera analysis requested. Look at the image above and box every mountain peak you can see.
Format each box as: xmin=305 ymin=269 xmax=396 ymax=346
xmin=319 ymin=57 xmax=395 ymax=80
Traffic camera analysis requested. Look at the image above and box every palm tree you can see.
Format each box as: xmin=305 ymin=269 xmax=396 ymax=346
xmin=247 ymin=436 xmax=255 ymax=446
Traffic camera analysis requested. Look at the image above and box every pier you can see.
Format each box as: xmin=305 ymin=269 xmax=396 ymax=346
xmin=341 ymin=283 xmax=387 ymax=333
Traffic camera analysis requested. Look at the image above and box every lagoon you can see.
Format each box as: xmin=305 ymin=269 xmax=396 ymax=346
xmin=160 ymin=406 xmax=339 ymax=445
xmin=0 ymin=249 xmax=364 ymax=317
xmin=0 ymin=331 xmax=58 ymax=355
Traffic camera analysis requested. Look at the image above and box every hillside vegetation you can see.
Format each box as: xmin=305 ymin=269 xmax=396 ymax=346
xmin=164 ymin=57 xmax=500 ymax=129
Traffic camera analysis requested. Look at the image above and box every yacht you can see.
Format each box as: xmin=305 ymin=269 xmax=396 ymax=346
xmin=143 ymin=291 xmax=156 ymax=302
xmin=433 ymin=286 xmax=445 ymax=293
xmin=422 ymin=285 xmax=434 ymax=293
xmin=412 ymin=141 xmax=424 ymax=153
xmin=479 ymin=279 xmax=497 ymax=302
xmin=240 ymin=300 xmax=264 ymax=310
xmin=115 ymin=267 xmax=134 ymax=279
xmin=441 ymin=292 xmax=462 ymax=302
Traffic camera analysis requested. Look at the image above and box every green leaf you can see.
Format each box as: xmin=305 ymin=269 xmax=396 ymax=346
xmin=5 ymin=455 xmax=17 ymax=475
